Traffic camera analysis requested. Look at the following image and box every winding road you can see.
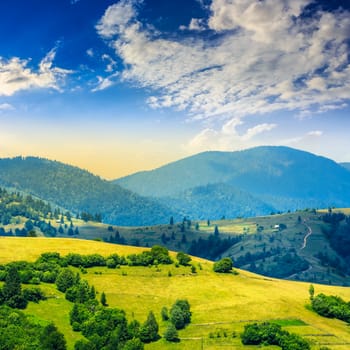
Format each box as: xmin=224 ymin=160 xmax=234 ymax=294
xmin=301 ymin=220 xmax=312 ymax=250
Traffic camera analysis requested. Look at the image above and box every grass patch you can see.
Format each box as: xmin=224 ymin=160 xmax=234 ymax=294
xmin=271 ymin=319 xmax=308 ymax=327
xmin=1 ymin=237 xmax=350 ymax=349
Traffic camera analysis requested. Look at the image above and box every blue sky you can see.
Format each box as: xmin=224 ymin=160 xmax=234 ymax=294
xmin=1 ymin=0 xmax=350 ymax=178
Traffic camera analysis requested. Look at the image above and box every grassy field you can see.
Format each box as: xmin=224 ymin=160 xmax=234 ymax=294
xmin=1 ymin=237 xmax=350 ymax=349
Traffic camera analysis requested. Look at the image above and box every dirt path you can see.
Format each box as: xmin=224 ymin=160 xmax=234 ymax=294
xmin=301 ymin=220 xmax=312 ymax=250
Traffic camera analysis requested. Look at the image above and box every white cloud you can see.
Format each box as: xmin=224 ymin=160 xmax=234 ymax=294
xmin=0 ymin=103 xmax=14 ymax=111
xmin=96 ymin=0 xmax=350 ymax=120
xmin=0 ymin=48 xmax=72 ymax=96
xmin=86 ymin=48 xmax=94 ymax=57
xmin=96 ymin=0 xmax=350 ymax=151
xmin=180 ymin=18 xmax=207 ymax=31
xmin=307 ymin=130 xmax=323 ymax=137
xmin=102 ymin=54 xmax=117 ymax=73
xmin=92 ymin=72 xmax=119 ymax=92
xmin=188 ymin=118 xmax=277 ymax=152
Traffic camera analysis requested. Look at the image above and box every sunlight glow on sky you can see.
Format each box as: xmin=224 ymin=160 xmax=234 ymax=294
xmin=1 ymin=0 xmax=350 ymax=178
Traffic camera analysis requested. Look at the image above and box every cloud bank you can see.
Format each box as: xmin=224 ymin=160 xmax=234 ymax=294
xmin=0 ymin=48 xmax=71 ymax=96
xmin=96 ymin=0 xmax=350 ymax=150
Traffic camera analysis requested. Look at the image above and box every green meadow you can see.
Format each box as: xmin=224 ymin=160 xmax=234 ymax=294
xmin=1 ymin=237 xmax=350 ymax=349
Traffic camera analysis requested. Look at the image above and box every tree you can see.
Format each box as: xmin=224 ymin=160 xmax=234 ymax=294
xmin=139 ymin=311 xmax=159 ymax=343
xmin=161 ymin=306 xmax=169 ymax=321
xmin=164 ymin=323 xmax=179 ymax=342
xmin=123 ymin=338 xmax=144 ymax=350
xmin=56 ymin=269 xmax=75 ymax=292
xmin=40 ymin=323 xmax=67 ymax=350
xmin=176 ymin=252 xmax=191 ymax=266
xmin=309 ymin=284 xmax=315 ymax=301
xmin=3 ymin=266 xmax=21 ymax=300
xmin=170 ymin=300 xmax=191 ymax=330
xmin=213 ymin=257 xmax=233 ymax=273
xmin=169 ymin=216 xmax=174 ymax=225
xmin=100 ymin=291 xmax=107 ymax=306
xmin=170 ymin=306 xmax=185 ymax=330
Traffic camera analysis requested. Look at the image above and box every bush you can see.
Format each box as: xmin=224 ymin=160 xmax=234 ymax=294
xmin=241 ymin=322 xmax=310 ymax=350
xmin=176 ymin=252 xmax=191 ymax=266
xmin=213 ymin=257 xmax=233 ymax=273
xmin=22 ymin=287 xmax=46 ymax=303
xmin=164 ymin=323 xmax=179 ymax=342
xmin=311 ymin=293 xmax=350 ymax=322
xmin=139 ymin=311 xmax=159 ymax=343
xmin=170 ymin=300 xmax=191 ymax=330
xmin=56 ymin=269 xmax=76 ymax=293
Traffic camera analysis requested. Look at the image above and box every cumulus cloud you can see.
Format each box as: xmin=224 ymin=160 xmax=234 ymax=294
xmin=0 ymin=103 xmax=14 ymax=111
xmin=307 ymin=130 xmax=323 ymax=137
xmin=96 ymin=0 xmax=350 ymax=145
xmin=0 ymin=48 xmax=71 ymax=96
xmin=188 ymin=117 xmax=277 ymax=152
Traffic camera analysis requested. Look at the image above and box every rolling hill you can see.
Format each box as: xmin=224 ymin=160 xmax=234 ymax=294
xmin=115 ymin=146 xmax=350 ymax=218
xmin=1 ymin=237 xmax=350 ymax=350
xmin=0 ymin=157 xmax=177 ymax=226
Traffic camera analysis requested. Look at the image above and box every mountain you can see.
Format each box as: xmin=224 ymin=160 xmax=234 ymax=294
xmin=0 ymin=157 xmax=176 ymax=226
xmin=159 ymin=183 xmax=275 ymax=220
xmin=115 ymin=146 xmax=350 ymax=215
xmin=340 ymin=162 xmax=350 ymax=171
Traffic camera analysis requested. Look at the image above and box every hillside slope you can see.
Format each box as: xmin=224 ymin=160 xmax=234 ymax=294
xmin=115 ymin=146 xmax=350 ymax=215
xmin=0 ymin=157 xmax=177 ymax=226
xmin=1 ymin=237 xmax=350 ymax=350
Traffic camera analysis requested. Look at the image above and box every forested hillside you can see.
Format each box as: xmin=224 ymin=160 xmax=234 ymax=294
xmin=0 ymin=157 xmax=177 ymax=226
xmin=116 ymin=146 xmax=350 ymax=217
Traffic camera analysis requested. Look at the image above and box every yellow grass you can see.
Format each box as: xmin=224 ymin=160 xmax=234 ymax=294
xmin=0 ymin=237 xmax=145 ymax=263
xmin=1 ymin=237 xmax=350 ymax=350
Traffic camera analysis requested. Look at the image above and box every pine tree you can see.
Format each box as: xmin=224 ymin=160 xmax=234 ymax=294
xmin=100 ymin=291 xmax=107 ymax=306
xmin=164 ymin=323 xmax=179 ymax=342
xmin=3 ymin=266 xmax=21 ymax=300
xmin=139 ymin=311 xmax=159 ymax=343
xmin=40 ymin=323 xmax=67 ymax=350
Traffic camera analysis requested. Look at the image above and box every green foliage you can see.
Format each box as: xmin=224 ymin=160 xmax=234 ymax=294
xmin=311 ymin=293 xmax=350 ymax=322
xmin=3 ymin=265 xmax=21 ymax=300
xmin=100 ymin=291 xmax=107 ymax=306
xmin=56 ymin=269 xmax=76 ymax=292
xmin=139 ymin=311 xmax=159 ymax=343
xmin=123 ymin=338 xmax=144 ymax=350
xmin=0 ymin=305 xmax=66 ymax=350
xmin=309 ymin=284 xmax=315 ymax=300
xmin=170 ymin=299 xmax=191 ymax=330
xmin=80 ymin=307 xmax=130 ymax=347
xmin=164 ymin=323 xmax=179 ymax=342
xmin=150 ymin=245 xmax=172 ymax=264
xmin=241 ymin=322 xmax=310 ymax=350
xmin=22 ymin=287 xmax=46 ymax=303
xmin=40 ymin=323 xmax=67 ymax=350
xmin=176 ymin=251 xmax=191 ymax=266
xmin=161 ymin=306 xmax=169 ymax=321
xmin=213 ymin=257 xmax=233 ymax=273
xmin=66 ymin=280 xmax=92 ymax=304
xmin=0 ymin=157 xmax=175 ymax=226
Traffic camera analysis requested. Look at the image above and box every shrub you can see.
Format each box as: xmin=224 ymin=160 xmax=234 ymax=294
xmin=56 ymin=269 xmax=75 ymax=293
xmin=213 ymin=257 xmax=233 ymax=273
xmin=164 ymin=323 xmax=179 ymax=342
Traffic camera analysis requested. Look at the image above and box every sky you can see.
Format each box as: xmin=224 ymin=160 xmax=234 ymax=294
xmin=0 ymin=0 xmax=350 ymax=179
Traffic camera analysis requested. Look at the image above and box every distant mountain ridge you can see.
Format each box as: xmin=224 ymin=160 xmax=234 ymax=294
xmin=115 ymin=146 xmax=350 ymax=218
xmin=341 ymin=162 xmax=350 ymax=172
xmin=0 ymin=156 xmax=176 ymax=226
